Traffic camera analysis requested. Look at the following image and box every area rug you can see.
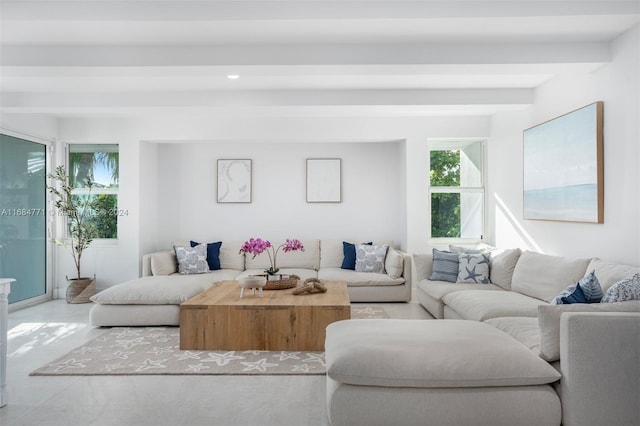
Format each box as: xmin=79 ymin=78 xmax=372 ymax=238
xmin=30 ymin=306 xmax=389 ymax=376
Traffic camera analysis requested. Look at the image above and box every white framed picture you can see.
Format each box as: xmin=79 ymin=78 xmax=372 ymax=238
xmin=306 ymin=158 xmax=341 ymax=203
xmin=217 ymin=159 xmax=252 ymax=203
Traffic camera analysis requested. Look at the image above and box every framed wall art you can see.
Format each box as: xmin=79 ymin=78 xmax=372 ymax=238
xmin=306 ymin=158 xmax=341 ymax=203
xmin=523 ymin=101 xmax=604 ymax=223
xmin=217 ymin=159 xmax=252 ymax=203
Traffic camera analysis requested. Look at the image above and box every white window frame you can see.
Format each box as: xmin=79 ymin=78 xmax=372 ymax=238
xmin=66 ymin=143 xmax=119 ymax=244
xmin=427 ymin=139 xmax=486 ymax=245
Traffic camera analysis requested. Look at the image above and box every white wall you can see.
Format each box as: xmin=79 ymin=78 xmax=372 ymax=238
xmin=488 ymin=25 xmax=640 ymax=266
xmin=155 ymin=141 xmax=404 ymax=247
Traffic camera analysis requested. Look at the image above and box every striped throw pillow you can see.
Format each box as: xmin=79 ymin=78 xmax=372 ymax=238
xmin=429 ymin=249 xmax=459 ymax=282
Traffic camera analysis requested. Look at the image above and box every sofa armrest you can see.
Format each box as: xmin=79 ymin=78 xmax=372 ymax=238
xmin=412 ymin=253 xmax=433 ymax=282
xmin=559 ymin=312 xmax=640 ymax=426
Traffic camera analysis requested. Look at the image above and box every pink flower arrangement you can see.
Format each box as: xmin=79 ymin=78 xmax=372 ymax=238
xmin=239 ymin=238 xmax=305 ymax=275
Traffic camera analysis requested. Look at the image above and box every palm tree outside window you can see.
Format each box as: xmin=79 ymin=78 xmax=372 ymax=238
xmin=67 ymin=144 xmax=120 ymax=239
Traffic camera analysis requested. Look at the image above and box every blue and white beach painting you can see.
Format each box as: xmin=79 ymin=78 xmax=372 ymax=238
xmin=523 ymin=103 xmax=600 ymax=222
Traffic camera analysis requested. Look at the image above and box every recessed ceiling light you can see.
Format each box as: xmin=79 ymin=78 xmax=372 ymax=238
xmin=227 ymin=74 xmax=239 ymax=80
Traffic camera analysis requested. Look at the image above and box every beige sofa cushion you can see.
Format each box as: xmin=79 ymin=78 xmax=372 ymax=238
xmin=489 ymin=248 xmax=522 ymax=290
xmin=443 ymin=290 xmax=547 ymax=321
xmin=326 ymin=319 xmax=561 ymax=388
xmin=484 ymin=317 xmax=541 ymax=354
xmin=150 ymin=250 xmax=178 ymax=276
xmin=418 ymin=280 xmax=503 ymax=302
xmin=538 ymin=300 xmax=640 ymax=362
xmin=90 ymin=274 xmax=227 ymax=305
xmin=384 ymin=248 xmax=404 ymax=279
xmin=319 ymin=268 xmax=405 ymax=287
xmin=244 ymin=239 xmax=320 ymax=270
xmin=585 ymin=258 xmax=640 ymax=292
xmin=511 ymin=251 xmax=590 ymax=303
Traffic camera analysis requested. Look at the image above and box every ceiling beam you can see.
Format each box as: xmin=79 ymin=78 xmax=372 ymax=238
xmin=1 ymin=42 xmax=610 ymax=67
xmin=3 ymin=1 xmax=638 ymax=21
xmin=1 ymin=88 xmax=533 ymax=109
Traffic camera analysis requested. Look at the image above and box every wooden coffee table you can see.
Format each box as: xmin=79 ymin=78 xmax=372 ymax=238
xmin=179 ymin=279 xmax=350 ymax=351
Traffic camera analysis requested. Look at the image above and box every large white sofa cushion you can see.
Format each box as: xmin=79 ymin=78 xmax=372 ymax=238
xmin=319 ymin=268 xmax=404 ymax=287
xmin=511 ymin=251 xmax=590 ymax=303
xmin=90 ymin=274 xmax=226 ymax=305
xmin=244 ymin=239 xmax=320 ymax=270
xmin=538 ymin=300 xmax=640 ymax=362
xmin=585 ymin=258 xmax=640 ymax=292
xmin=484 ymin=317 xmax=541 ymax=354
xmin=443 ymin=290 xmax=547 ymax=321
xmin=418 ymin=280 xmax=503 ymax=302
xmin=489 ymin=248 xmax=522 ymax=290
xmin=326 ymin=319 xmax=561 ymax=388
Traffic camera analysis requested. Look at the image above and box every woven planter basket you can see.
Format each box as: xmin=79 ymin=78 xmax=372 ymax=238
xmin=66 ymin=275 xmax=96 ymax=304
xmin=261 ymin=274 xmax=300 ymax=290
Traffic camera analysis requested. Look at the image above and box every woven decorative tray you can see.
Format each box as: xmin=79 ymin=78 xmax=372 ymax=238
xmin=261 ymin=274 xmax=300 ymax=290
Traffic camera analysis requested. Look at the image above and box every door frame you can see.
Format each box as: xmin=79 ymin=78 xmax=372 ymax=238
xmin=1 ymin=128 xmax=54 ymax=312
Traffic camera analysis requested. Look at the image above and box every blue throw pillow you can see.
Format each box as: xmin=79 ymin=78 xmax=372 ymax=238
xmin=341 ymin=241 xmax=372 ymax=270
xmin=190 ymin=240 xmax=222 ymax=270
xmin=551 ymin=270 xmax=603 ymax=305
xmin=429 ymin=249 xmax=459 ymax=283
xmin=560 ymin=283 xmax=588 ymax=304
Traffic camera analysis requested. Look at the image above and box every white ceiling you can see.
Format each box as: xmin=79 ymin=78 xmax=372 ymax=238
xmin=0 ymin=0 xmax=638 ymax=119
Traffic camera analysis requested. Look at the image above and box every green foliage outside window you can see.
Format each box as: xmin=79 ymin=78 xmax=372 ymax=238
xmin=430 ymin=150 xmax=461 ymax=238
xmin=69 ymin=146 xmax=119 ymax=239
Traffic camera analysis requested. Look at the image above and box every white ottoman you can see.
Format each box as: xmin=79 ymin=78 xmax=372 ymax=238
xmin=325 ymin=319 xmax=561 ymax=426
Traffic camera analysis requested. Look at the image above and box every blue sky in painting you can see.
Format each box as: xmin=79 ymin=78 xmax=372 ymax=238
xmin=523 ymin=103 xmax=598 ymax=191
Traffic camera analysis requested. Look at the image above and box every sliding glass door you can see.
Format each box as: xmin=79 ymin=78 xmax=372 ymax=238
xmin=0 ymin=133 xmax=48 ymax=304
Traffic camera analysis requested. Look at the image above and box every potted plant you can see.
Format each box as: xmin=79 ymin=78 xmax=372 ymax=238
xmin=47 ymin=165 xmax=97 ymax=303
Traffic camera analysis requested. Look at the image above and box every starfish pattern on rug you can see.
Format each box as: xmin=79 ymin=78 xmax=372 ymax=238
xmin=51 ymin=358 xmax=90 ymax=372
xmin=114 ymin=337 xmax=151 ymax=350
xmin=174 ymin=351 xmax=204 ymax=361
xmin=271 ymin=351 xmax=302 ymax=361
xmin=241 ymin=358 xmax=279 ymax=372
xmin=103 ymin=350 xmax=135 ymax=360
xmin=185 ymin=363 xmax=210 ymax=372
xmin=30 ymin=306 xmax=389 ymax=376
xmin=202 ymin=351 xmax=246 ymax=366
xmin=130 ymin=358 xmax=168 ymax=372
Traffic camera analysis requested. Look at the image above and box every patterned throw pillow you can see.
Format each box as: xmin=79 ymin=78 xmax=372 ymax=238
xmin=457 ymin=253 xmax=490 ymax=283
xmin=355 ymin=244 xmax=388 ymax=274
xmin=341 ymin=241 xmax=373 ymax=270
xmin=551 ymin=270 xmax=603 ymax=305
xmin=174 ymin=244 xmax=209 ymax=274
xmin=429 ymin=249 xmax=459 ymax=282
xmin=601 ymin=273 xmax=640 ymax=303
xmin=190 ymin=240 xmax=222 ymax=270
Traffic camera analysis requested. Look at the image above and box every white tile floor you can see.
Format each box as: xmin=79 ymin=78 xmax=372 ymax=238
xmin=3 ymin=298 xmax=431 ymax=426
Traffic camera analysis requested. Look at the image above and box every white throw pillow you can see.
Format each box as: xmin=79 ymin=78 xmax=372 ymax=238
xmin=384 ymin=248 xmax=404 ymax=279
xmin=355 ymin=244 xmax=388 ymax=274
xmin=150 ymin=251 xmax=178 ymax=276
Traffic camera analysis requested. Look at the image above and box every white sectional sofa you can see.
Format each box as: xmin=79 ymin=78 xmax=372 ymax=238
xmin=89 ymin=239 xmax=411 ymax=326
xmin=325 ymin=248 xmax=640 ymax=426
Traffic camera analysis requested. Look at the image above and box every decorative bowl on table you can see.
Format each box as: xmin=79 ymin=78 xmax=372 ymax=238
xmin=238 ymin=275 xmax=267 ymax=298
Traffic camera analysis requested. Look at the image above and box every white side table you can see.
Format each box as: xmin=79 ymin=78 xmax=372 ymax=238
xmin=0 ymin=278 xmax=15 ymax=408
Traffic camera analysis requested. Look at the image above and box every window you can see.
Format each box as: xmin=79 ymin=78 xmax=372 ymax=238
xmin=68 ymin=144 xmax=120 ymax=239
xmin=428 ymin=140 xmax=485 ymax=241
